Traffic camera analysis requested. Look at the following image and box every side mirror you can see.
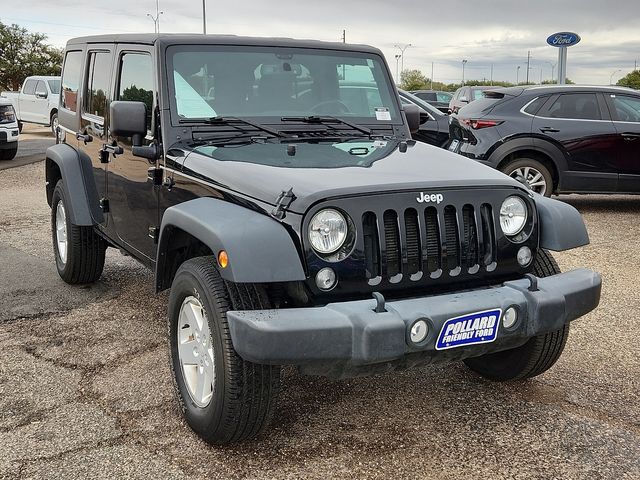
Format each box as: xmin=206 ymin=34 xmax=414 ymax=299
xmin=110 ymin=101 xmax=147 ymax=145
xmin=35 ymin=91 xmax=48 ymax=99
xmin=459 ymin=96 xmax=469 ymax=103
xmin=403 ymin=103 xmax=421 ymax=134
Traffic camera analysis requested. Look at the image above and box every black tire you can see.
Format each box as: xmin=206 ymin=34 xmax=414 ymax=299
xmin=501 ymin=158 xmax=554 ymax=197
xmin=51 ymin=180 xmax=106 ymax=284
xmin=0 ymin=145 xmax=18 ymax=160
xmin=50 ymin=111 xmax=58 ymax=137
xmin=168 ymin=257 xmax=280 ymax=444
xmin=18 ymin=121 xmax=23 ymax=133
xmin=464 ymin=250 xmax=569 ymax=381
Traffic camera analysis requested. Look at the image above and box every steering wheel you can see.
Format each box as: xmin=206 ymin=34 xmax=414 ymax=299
xmin=311 ymin=100 xmax=351 ymax=114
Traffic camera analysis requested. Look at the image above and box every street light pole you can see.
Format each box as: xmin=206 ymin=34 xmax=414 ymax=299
xmin=461 ymin=59 xmax=467 ymax=85
xmin=610 ymin=69 xmax=622 ymax=85
xmin=394 ymin=44 xmax=412 ymax=75
xmin=146 ymin=1 xmax=163 ymax=34
xmin=202 ymin=0 xmax=207 ymax=34
xmin=395 ymin=55 xmax=401 ymax=84
xmin=516 ymin=65 xmax=521 ymax=85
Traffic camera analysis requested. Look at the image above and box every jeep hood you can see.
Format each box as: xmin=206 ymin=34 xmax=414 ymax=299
xmin=177 ymin=139 xmax=524 ymax=214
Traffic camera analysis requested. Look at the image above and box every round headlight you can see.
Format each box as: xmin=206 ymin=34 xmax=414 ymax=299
xmin=500 ymin=196 xmax=528 ymax=236
xmin=309 ymin=209 xmax=348 ymax=254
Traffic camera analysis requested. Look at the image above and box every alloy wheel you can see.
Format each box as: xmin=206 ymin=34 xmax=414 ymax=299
xmin=509 ymin=166 xmax=547 ymax=195
xmin=55 ymin=201 xmax=68 ymax=264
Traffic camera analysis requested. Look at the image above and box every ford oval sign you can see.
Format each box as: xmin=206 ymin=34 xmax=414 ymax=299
xmin=547 ymin=32 xmax=581 ymax=47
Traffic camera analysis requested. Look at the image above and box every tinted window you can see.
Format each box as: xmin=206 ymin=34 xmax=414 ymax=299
xmin=415 ymin=92 xmax=436 ymax=101
xmin=84 ymin=51 xmax=112 ymax=120
xmin=48 ymin=79 xmax=61 ymax=94
xmin=61 ymin=51 xmax=83 ymax=112
xmin=436 ymin=92 xmax=452 ymax=102
xmin=523 ymin=96 xmax=548 ymax=115
xmin=23 ymin=80 xmax=37 ymax=95
xmin=545 ymin=93 xmax=601 ymax=120
xmin=35 ymin=81 xmax=47 ymax=95
xmin=611 ymin=95 xmax=640 ymax=123
xmin=118 ymin=53 xmax=154 ymax=129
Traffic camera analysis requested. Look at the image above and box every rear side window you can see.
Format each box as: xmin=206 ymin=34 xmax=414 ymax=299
xmin=544 ymin=93 xmax=601 ymax=120
xmin=35 ymin=81 xmax=47 ymax=96
xmin=84 ymin=51 xmax=112 ymax=120
xmin=61 ymin=51 xmax=83 ymax=112
xmin=23 ymin=80 xmax=37 ymax=95
xmin=523 ymin=96 xmax=548 ymax=115
xmin=610 ymin=95 xmax=640 ymax=123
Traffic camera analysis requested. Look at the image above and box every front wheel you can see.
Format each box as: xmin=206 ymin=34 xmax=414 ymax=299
xmin=50 ymin=112 xmax=59 ymax=137
xmin=0 ymin=145 xmax=18 ymax=160
xmin=464 ymin=250 xmax=569 ymax=381
xmin=501 ymin=158 xmax=553 ymax=197
xmin=168 ymin=257 xmax=280 ymax=444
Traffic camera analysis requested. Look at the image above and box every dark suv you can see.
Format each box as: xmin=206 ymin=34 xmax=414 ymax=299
xmin=46 ymin=34 xmax=601 ymax=444
xmin=449 ymin=85 xmax=640 ymax=196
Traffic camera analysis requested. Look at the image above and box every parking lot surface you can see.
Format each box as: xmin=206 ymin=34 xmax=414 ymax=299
xmin=0 ymin=161 xmax=638 ymax=479
xmin=0 ymin=125 xmax=55 ymax=171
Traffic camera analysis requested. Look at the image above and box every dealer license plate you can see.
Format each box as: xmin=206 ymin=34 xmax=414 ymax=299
xmin=435 ymin=309 xmax=502 ymax=350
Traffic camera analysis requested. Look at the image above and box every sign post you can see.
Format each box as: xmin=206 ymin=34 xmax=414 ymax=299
xmin=546 ymin=32 xmax=581 ymax=84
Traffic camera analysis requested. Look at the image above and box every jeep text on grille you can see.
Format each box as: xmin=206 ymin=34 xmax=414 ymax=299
xmin=45 ymin=34 xmax=602 ymax=444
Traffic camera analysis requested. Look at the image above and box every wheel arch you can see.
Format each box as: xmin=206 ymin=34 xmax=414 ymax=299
xmin=155 ymin=198 xmax=306 ymax=292
xmin=45 ymin=143 xmax=103 ymax=225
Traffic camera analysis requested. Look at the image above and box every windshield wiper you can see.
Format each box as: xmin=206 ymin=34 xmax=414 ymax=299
xmin=180 ymin=116 xmax=287 ymax=138
xmin=280 ymin=115 xmax=372 ymax=137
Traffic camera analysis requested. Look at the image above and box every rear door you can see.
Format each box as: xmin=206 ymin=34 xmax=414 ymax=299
xmin=19 ymin=79 xmax=38 ymax=122
xmin=605 ymin=92 xmax=640 ymax=193
xmin=533 ymin=92 xmax=618 ymax=192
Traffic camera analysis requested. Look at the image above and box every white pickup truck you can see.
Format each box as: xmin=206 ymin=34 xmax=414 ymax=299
xmin=1 ymin=76 xmax=60 ymax=135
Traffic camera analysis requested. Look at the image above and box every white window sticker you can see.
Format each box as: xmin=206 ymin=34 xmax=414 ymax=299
xmin=375 ymin=107 xmax=391 ymax=121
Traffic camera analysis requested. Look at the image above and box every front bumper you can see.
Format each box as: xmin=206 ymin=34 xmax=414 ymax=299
xmin=227 ymin=269 xmax=601 ymax=376
xmin=0 ymin=127 xmax=19 ymax=146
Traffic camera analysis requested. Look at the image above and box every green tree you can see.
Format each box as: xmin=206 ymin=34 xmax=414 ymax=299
xmin=0 ymin=22 xmax=63 ymax=91
xmin=541 ymin=78 xmax=575 ymax=85
xmin=617 ymin=70 xmax=640 ymax=89
xmin=400 ymin=69 xmax=429 ymax=91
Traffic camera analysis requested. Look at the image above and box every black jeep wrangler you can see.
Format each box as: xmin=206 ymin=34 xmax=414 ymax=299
xmin=46 ymin=34 xmax=601 ymax=444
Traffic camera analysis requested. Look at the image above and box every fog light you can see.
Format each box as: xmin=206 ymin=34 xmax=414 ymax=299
xmin=503 ymin=307 xmax=518 ymax=329
xmin=517 ymin=246 xmax=532 ymax=267
xmin=410 ymin=319 xmax=429 ymax=344
xmin=315 ymin=267 xmax=337 ymax=291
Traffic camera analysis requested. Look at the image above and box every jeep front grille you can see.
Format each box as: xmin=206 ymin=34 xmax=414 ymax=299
xmin=362 ymin=204 xmax=497 ymax=284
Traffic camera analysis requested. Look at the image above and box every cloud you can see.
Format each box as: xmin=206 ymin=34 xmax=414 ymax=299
xmin=5 ymin=0 xmax=640 ymax=84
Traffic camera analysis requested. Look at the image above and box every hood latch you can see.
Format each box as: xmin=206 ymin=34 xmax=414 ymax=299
xmin=271 ymin=187 xmax=296 ymax=220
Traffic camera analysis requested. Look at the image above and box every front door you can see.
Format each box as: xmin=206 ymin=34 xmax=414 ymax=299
xmin=33 ymin=80 xmax=51 ymax=122
xmin=19 ymin=79 xmax=38 ymax=123
xmin=533 ymin=92 xmax=619 ymax=192
xmin=605 ymin=92 xmax=640 ymax=193
xmin=78 ymin=47 xmax=114 ymax=227
xmin=106 ymin=47 xmax=158 ymax=263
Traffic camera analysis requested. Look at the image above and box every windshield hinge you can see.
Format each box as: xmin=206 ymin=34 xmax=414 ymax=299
xmin=271 ymin=188 xmax=296 ymax=220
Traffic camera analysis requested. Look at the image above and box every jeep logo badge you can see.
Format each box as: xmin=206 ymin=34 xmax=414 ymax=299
xmin=416 ymin=192 xmax=444 ymax=204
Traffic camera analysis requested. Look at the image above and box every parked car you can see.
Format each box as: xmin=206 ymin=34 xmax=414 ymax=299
xmin=448 ymin=85 xmax=640 ymax=196
xmin=47 ymin=33 xmax=600 ymax=444
xmin=398 ymin=89 xmax=450 ymax=147
xmin=409 ymin=89 xmax=452 ymax=113
xmin=1 ymin=75 xmax=61 ymax=134
xmin=449 ymin=86 xmax=495 ymax=114
xmin=0 ymin=97 xmax=19 ymax=160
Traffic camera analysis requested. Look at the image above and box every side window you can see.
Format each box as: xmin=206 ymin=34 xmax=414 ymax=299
xmin=118 ymin=53 xmax=154 ymax=131
xmin=523 ymin=96 xmax=548 ymax=115
xmin=35 ymin=80 xmax=47 ymax=97
xmin=23 ymin=80 xmax=37 ymax=95
xmin=611 ymin=95 xmax=640 ymax=123
xmin=61 ymin=51 xmax=83 ymax=112
xmin=545 ymin=93 xmax=601 ymax=120
xmin=84 ymin=51 xmax=112 ymax=120
xmin=437 ymin=92 xmax=451 ymax=102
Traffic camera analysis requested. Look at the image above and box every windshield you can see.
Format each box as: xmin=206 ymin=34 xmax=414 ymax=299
xmin=167 ymin=45 xmax=400 ymax=124
xmin=47 ymin=79 xmax=61 ymax=94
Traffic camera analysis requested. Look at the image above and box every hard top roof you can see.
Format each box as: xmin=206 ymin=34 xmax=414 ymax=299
xmin=66 ymin=33 xmax=382 ymax=54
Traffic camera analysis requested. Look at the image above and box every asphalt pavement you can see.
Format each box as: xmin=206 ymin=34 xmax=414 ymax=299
xmin=0 ymin=160 xmax=638 ymax=479
xmin=0 ymin=124 xmax=55 ymax=171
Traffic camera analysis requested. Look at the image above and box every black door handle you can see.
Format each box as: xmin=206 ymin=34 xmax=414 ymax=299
xmin=539 ymin=127 xmax=560 ymax=133
xmin=76 ymin=132 xmax=93 ymax=143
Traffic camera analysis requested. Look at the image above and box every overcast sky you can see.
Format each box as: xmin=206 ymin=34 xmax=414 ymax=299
xmin=4 ymin=0 xmax=640 ymax=85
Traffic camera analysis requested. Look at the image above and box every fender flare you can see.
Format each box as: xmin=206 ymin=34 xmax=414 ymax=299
xmin=45 ymin=143 xmax=103 ymax=226
xmin=156 ymin=197 xmax=306 ymax=288
xmin=487 ymin=137 xmax=568 ymax=174
xmin=534 ymin=193 xmax=589 ymax=251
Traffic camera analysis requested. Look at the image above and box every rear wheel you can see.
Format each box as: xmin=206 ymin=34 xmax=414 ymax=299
xmin=501 ymin=158 xmax=553 ymax=197
xmin=168 ymin=257 xmax=280 ymax=444
xmin=0 ymin=145 xmax=18 ymax=160
xmin=51 ymin=180 xmax=106 ymax=284
xmin=464 ymin=250 xmax=570 ymax=381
